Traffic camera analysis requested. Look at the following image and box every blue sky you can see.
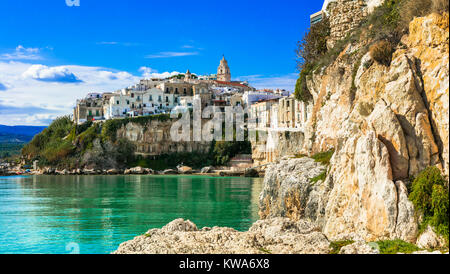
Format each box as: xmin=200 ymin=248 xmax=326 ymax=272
xmin=0 ymin=0 xmax=322 ymax=125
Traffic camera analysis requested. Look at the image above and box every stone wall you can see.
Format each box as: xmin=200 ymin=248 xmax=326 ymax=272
xmin=326 ymin=0 xmax=382 ymax=48
xmin=116 ymin=120 xmax=211 ymax=156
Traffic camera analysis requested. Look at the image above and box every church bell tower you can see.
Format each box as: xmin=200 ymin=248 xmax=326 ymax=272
xmin=217 ymin=55 xmax=231 ymax=82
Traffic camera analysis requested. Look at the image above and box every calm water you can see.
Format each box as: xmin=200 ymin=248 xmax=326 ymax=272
xmin=0 ymin=175 xmax=263 ymax=254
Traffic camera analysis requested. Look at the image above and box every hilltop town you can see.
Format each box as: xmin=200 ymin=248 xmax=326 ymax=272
xmin=73 ymin=56 xmax=291 ymax=125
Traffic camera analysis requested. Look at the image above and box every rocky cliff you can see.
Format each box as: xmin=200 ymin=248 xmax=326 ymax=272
xmin=261 ymin=12 xmax=449 ymax=244
xmin=116 ymin=120 xmax=211 ymax=157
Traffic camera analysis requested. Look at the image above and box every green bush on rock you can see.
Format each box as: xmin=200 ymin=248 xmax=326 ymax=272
xmin=409 ymin=167 xmax=449 ymax=245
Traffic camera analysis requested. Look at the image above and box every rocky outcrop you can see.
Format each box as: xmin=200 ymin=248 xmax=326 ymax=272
xmin=259 ymin=13 xmax=448 ymax=244
xmin=124 ymin=166 xmax=154 ymax=175
xmin=259 ymin=157 xmax=328 ymax=224
xmin=113 ymin=218 xmax=331 ymax=254
xmin=416 ymin=226 xmax=447 ymax=249
xmin=339 ymin=241 xmax=379 ymax=254
xmin=116 ymin=120 xmax=211 ymax=157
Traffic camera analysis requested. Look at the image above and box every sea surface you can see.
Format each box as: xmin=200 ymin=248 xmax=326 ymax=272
xmin=0 ymin=175 xmax=263 ymax=254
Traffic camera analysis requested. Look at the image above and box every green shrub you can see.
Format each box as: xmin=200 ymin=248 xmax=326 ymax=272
xmin=329 ymin=240 xmax=355 ymax=254
xmin=294 ymin=63 xmax=314 ymax=103
xmin=376 ymin=239 xmax=420 ymax=254
xmin=311 ymin=149 xmax=335 ymax=166
xmin=409 ymin=166 xmax=449 ymax=245
xmin=369 ymin=40 xmax=394 ymax=66
xmin=295 ymin=16 xmax=330 ymax=69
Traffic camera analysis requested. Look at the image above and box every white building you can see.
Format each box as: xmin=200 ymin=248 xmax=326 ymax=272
xmin=104 ymin=88 xmax=180 ymax=119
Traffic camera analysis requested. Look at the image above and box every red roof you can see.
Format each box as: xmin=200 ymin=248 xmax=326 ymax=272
xmin=214 ymin=80 xmax=249 ymax=88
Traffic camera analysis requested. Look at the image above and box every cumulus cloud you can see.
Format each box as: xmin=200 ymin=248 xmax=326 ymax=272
xmin=0 ymin=61 xmax=140 ymax=125
xmin=139 ymin=66 xmax=181 ymax=79
xmin=145 ymin=51 xmax=199 ymax=59
xmin=22 ymin=65 xmax=83 ymax=83
xmin=0 ymin=45 xmax=42 ymax=61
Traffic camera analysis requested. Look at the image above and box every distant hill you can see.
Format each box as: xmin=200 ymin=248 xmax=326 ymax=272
xmin=0 ymin=125 xmax=47 ymax=138
xmin=0 ymin=125 xmax=46 ymax=158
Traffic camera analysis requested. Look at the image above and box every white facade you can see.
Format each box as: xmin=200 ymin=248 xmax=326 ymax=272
xmin=104 ymin=88 xmax=180 ymax=119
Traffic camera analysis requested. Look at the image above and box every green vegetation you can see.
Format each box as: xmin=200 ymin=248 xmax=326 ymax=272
xmin=294 ymin=17 xmax=330 ymax=103
xmin=101 ymin=114 xmax=171 ymax=142
xmin=21 ymin=116 xmax=136 ymax=169
xmin=132 ymin=152 xmax=213 ymax=171
xmin=409 ymin=167 xmax=449 ymax=245
xmin=294 ymin=63 xmax=314 ymax=103
xmin=369 ymin=40 xmax=394 ymax=66
xmin=311 ymin=171 xmax=327 ymax=184
xmin=294 ymin=0 xmax=449 ymax=104
xmin=22 ymin=116 xmax=75 ymax=167
xmin=329 ymin=240 xmax=355 ymax=254
xmin=22 ymin=114 xmax=252 ymax=170
xmin=311 ymin=149 xmax=335 ymax=166
xmin=258 ymin=247 xmax=272 ymax=254
xmin=0 ymin=143 xmax=24 ymax=159
xmin=375 ymin=239 xmax=420 ymax=254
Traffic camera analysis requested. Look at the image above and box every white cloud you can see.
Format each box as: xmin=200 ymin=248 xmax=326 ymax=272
xmin=22 ymin=65 xmax=82 ymax=83
xmin=0 ymin=45 xmax=42 ymax=61
xmin=0 ymin=61 xmax=140 ymax=126
xmin=145 ymin=51 xmax=199 ymax=59
xmin=139 ymin=66 xmax=181 ymax=79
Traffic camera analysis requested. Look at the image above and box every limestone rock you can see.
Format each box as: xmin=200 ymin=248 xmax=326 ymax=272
xmin=200 ymin=166 xmax=214 ymax=174
xmin=177 ymin=166 xmax=193 ymax=174
xmin=162 ymin=169 xmax=178 ymax=175
xmin=339 ymin=241 xmax=380 ymax=254
xmin=259 ymin=157 xmax=328 ymax=224
xmin=162 ymin=219 xmax=198 ymax=232
xmin=416 ymin=226 xmax=446 ymax=249
xmin=113 ymin=218 xmax=330 ymax=254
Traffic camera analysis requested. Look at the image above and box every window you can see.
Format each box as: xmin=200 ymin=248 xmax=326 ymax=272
xmin=149 ymin=95 xmax=153 ymax=101
xmin=166 ymin=88 xmax=169 ymax=93
xmin=131 ymin=93 xmax=134 ymax=98
xmin=166 ymin=96 xmax=169 ymax=102
xmin=116 ymin=101 xmax=120 ymax=105
xmin=175 ymin=88 xmax=178 ymax=94
xmin=126 ymin=100 xmax=130 ymax=105
xmin=96 ymin=110 xmax=100 ymax=116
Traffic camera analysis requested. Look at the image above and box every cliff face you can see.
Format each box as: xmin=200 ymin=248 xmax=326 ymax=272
xmin=116 ymin=120 xmax=211 ymax=156
xmin=261 ymin=13 xmax=449 ymax=243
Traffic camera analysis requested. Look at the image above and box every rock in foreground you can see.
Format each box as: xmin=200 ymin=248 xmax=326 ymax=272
xmin=113 ymin=218 xmax=331 ymax=254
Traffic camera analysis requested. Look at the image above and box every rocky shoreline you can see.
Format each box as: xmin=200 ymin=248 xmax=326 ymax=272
xmin=1 ymin=166 xmax=263 ymax=178
xmin=113 ymin=218 xmax=447 ymax=254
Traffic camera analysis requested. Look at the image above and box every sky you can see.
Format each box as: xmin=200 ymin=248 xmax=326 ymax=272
xmin=0 ymin=0 xmax=323 ymax=126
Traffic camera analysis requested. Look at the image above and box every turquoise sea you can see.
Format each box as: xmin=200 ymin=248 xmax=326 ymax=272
xmin=0 ymin=175 xmax=263 ymax=254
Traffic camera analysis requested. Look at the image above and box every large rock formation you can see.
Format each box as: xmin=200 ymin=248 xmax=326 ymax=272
xmin=260 ymin=12 xmax=448 ymax=244
xmin=259 ymin=157 xmax=329 ymax=225
xmin=116 ymin=120 xmax=211 ymax=157
xmin=113 ymin=218 xmax=331 ymax=254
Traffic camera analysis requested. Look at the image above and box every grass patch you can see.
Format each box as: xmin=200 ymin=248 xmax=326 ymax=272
xmin=258 ymin=247 xmax=272 ymax=254
xmin=311 ymin=170 xmax=327 ymax=184
xmin=329 ymin=240 xmax=355 ymax=254
xmin=311 ymin=149 xmax=335 ymax=166
xmin=376 ymin=239 xmax=420 ymax=254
